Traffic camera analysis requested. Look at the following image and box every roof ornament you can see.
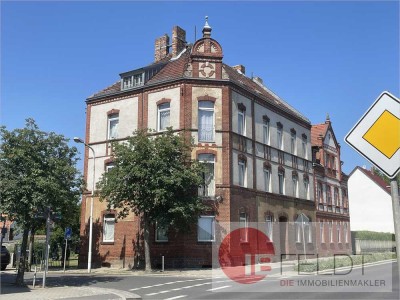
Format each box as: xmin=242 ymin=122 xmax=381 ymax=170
xmin=326 ymin=113 xmax=331 ymax=123
xmin=202 ymin=16 xmax=212 ymax=38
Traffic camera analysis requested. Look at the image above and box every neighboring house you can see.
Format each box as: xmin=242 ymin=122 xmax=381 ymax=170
xmin=311 ymin=116 xmax=352 ymax=256
xmin=79 ymin=20 xmax=318 ymax=269
xmin=348 ymin=166 xmax=394 ymax=233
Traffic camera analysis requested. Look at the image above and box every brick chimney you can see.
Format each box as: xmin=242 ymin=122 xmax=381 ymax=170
xmin=154 ymin=34 xmax=170 ymax=62
xmin=172 ymin=26 xmax=186 ymax=57
xmin=232 ymin=65 xmax=245 ymax=74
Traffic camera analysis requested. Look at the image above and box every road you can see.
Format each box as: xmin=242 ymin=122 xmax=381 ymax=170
xmin=1 ymin=261 xmax=398 ymax=299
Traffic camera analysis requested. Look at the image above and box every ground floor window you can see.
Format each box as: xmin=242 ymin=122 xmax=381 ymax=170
xmin=103 ymin=214 xmax=115 ymax=242
xmin=198 ymin=216 xmax=215 ymax=242
xmin=155 ymin=224 xmax=168 ymax=242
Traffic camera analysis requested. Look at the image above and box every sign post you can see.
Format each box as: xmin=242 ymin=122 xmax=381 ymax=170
xmin=345 ymin=91 xmax=400 ymax=282
xmin=63 ymin=227 xmax=71 ymax=273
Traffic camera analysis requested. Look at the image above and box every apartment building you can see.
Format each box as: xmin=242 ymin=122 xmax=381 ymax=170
xmin=79 ymin=20 xmax=319 ymax=268
xmin=312 ymin=116 xmax=352 ymax=256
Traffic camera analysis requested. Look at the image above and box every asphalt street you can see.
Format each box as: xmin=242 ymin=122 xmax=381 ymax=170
xmin=1 ymin=261 xmax=398 ymax=300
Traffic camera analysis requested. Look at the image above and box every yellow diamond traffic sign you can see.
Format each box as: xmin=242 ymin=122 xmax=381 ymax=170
xmin=345 ymin=92 xmax=400 ymax=179
xmin=363 ymin=110 xmax=400 ymax=159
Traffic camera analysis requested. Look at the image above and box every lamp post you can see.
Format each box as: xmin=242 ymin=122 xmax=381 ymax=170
xmin=74 ymin=137 xmax=95 ymax=273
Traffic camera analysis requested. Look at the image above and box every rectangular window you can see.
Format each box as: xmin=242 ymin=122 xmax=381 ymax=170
xmin=238 ymin=159 xmax=246 ymax=187
xmin=306 ymin=223 xmax=312 ymax=243
xmin=155 ymin=224 xmax=168 ymax=242
xmin=292 ymin=176 xmax=298 ymax=198
xmin=344 ymin=222 xmax=349 ymax=243
xmin=278 ymin=172 xmax=285 ymax=195
xmin=337 ymin=222 xmax=341 ymax=243
xmin=320 ymin=222 xmax=325 ymax=243
xmin=295 ymin=223 xmax=301 ymax=243
xmin=263 ymin=119 xmax=270 ymax=145
xmin=198 ymin=216 xmax=215 ymax=242
xmin=264 ymin=169 xmax=270 ymax=192
xmin=327 ymin=186 xmax=332 ymax=205
xmin=291 ymin=131 xmax=296 ymax=154
xmin=239 ymin=212 xmax=248 ymax=242
xmin=265 ymin=215 xmax=273 ymax=241
xmin=158 ymin=103 xmax=170 ymax=131
xmin=302 ymin=136 xmax=307 ymax=159
xmin=277 ymin=127 xmax=283 ymax=150
xmin=133 ymin=73 xmax=143 ymax=86
xmin=198 ymin=101 xmax=215 ymax=142
xmin=304 ymin=178 xmax=309 ymax=200
xmin=329 ymin=221 xmax=333 ymax=243
xmin=238 ymin=109 xmax=246 ymax=136
xmin=108 ymin=114 xmax=119 ymax=139
xmin=103 ymin=214 xmax=115 ymax=242
xmin=318 ymin=183 xmax=324 ymax=203
xmin=198 ymin=154 xmax=215 ymax=197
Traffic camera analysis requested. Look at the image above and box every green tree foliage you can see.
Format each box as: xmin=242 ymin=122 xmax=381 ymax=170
xmin=352 ymin=230 xmax=395 ymax=241
xmin=0 ymin=119 xmax=82 ymax=285
xmin=97 ymin=129 xmax=206 ymax=270
xmin=371 ymin=166 xmax=400 ymax=185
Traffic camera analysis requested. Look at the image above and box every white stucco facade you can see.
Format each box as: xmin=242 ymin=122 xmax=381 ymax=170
xmin=348 ymin=168 xmax=394 ymax=233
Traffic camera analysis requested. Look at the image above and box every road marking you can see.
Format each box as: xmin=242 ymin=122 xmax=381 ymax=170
xmin=164 ymin=296 xmax=187 ymax=300
xmin=129 ymin=278 xmax=211 ymax=291
xmin=207 ymin=285 xmax=231 ymax=291
xmin=144 ymin=280 xmax=229 ymax=296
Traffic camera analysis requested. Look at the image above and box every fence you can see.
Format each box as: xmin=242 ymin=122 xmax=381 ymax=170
xmin=353 ymin=238 xmax=396 ymax=254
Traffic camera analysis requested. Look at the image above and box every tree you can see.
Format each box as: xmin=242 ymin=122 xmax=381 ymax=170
xmin=0 ymin=119 xmax=82 ymax=285
xmin=97 ymin=129 xmax=206 ymax=271
xmin=371 ymin=166 xmax=400 ymax=185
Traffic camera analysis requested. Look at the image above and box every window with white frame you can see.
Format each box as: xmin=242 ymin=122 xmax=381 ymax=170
xmin=103 ymin=214 xmax=115 ymax=242
xmin=238 ymin=159 xmax=247 ymax=187
xmin=292 ymin=175 xmax=298 ymax=198
xmin=198 ymin=216 xmax=215 ymax=242
xmin=265 ymin=215 xmax=273 ymax=241
xmin=263 ymin=118 xmax=270 ymax=145
xmin=290 ymin=131 xmax=296 ymax=154
xmin=295 ymin=222 xmax=301 ymax=243
xmin=198 ymin=101 xmax=214 ymax=142
xmin=277 ymin=126 xmax=283 ymax=150
xmin=198 ymin=154 xmax=215 ymax=197
xmin=278 ymin=171 xmax=285 ymax=195
xmin=108 ymin=114 xmax=119 ymax=139
xmin=238 ymin=107 xmax=246 ymax=136
xmin=329 ymin=221 xmax=333 ymax=243
xmin=158 ymin=102 xmax=170 ymax=131
xmin=304 ymin=177 xmax=309 ymax=200
xmin=264 ymin=168 xmax=271 ymax=192
xmin=318 ymin=182 xmax=324 ymax=203
xmin=334 ymin=187 xmax=339 ymax=206
xmin=327 ymin=186 xmax=332 ymax=205
xmin=344 ymin=222 xmax=349 ymax=243
xmin=337 ymin=222 xmax=341 ymax=243
xmin=320 ymin=221 xmax=325 ymax=243
xmin=302 ymin=135 xmax=307 ymax=159
xmin=239 ymin=212 xmax=248 ymax=242
xmin=306 ymin=221 xmax=312 ymax=243
xmin=155 ymin=223 xmax=168 ymax=242
xmin=106 ymin=164 xmax=115 ymax=173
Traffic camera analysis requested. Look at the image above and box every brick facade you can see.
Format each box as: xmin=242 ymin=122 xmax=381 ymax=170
xmin=79 ymin=21 xmax=350 ymax=269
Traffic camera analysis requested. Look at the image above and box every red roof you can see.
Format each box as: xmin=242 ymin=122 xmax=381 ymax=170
xmin=88 ymin=45 xmax=310 ymax=123
xmin=311 ymin=123 xmax=328 ymax=146
xmin=353 ymin=166 xmax=391 ymax=195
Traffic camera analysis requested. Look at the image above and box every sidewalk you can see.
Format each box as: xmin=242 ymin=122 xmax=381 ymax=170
xmin=0 ymin=285 xmax=141 ymax=299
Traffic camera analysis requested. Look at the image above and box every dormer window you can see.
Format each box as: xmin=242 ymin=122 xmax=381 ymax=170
xmin=122 ymin=73 xmax=144 ymax=90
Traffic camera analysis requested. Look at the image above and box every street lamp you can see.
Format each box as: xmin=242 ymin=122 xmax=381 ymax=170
xmin=74 ymin=137 xmax=95 ymax=273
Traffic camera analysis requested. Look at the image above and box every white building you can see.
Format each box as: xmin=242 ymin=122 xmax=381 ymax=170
xmin=348 ymin=166 xmax=394 ymax=233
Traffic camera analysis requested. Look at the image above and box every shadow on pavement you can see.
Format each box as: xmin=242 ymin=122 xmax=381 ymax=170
xmin=0 ymin=271 xmax=125 ymax=295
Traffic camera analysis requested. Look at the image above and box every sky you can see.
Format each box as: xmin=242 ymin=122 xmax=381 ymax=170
xmin=1 ymin=1 xmax=399 ymax=174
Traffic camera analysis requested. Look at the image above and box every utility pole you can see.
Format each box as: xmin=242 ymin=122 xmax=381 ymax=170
xmin=390 ymin=179 xmax=400 ymax=282
xmin=43 ymin=208 xmax=51 ymax=288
